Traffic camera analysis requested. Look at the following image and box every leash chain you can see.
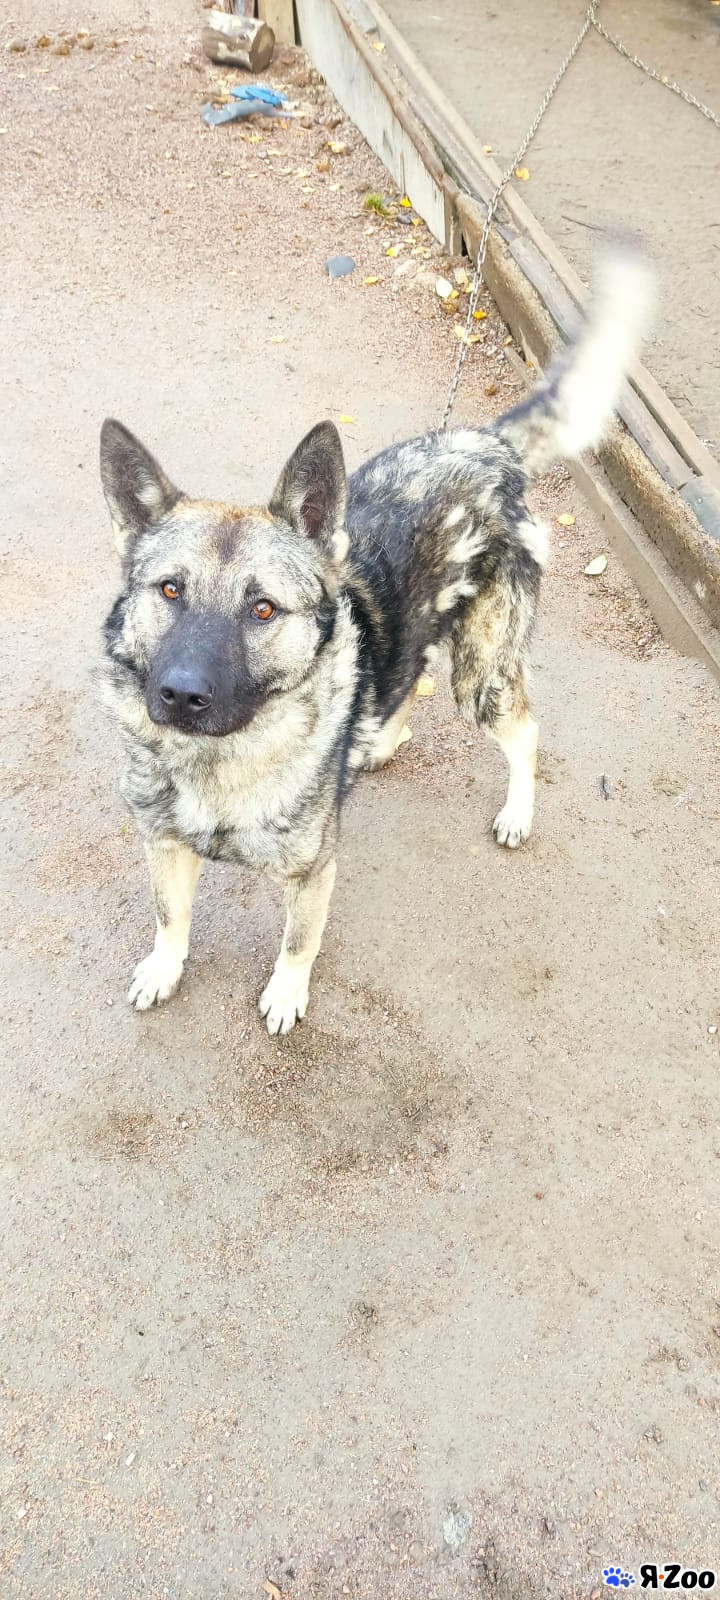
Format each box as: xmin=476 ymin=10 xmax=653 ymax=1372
xmin=442 ymin=0 xmax=720 ymax=426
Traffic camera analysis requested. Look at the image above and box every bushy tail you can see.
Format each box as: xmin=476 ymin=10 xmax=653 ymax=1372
xmin=497 ymin=245 xmax=654 ymax=479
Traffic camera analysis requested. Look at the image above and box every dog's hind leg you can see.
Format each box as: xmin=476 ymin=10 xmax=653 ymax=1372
xmin=259 ymin=856 xmax=337 ymax=1036
xmin=128 ymin=839 xmax=202 ymax=1009
xmin=450 ymin=563 xmax=540 ymax=849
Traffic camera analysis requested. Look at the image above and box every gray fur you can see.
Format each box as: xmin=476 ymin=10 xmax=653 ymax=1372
xmin=99 ymin=247 xmax=652 ymax=1030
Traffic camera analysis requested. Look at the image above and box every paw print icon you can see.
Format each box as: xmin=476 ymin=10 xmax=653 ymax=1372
xmin=603 ymin=1569 xmax=636 ymax=1589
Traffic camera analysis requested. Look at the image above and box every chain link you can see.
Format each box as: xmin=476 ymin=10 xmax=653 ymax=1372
xmin=442 ymin=0 xmax=720 ymax=426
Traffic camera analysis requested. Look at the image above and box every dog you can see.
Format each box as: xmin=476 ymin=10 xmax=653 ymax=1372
xmin=99 ymin=248 xmax=651 ymax=1034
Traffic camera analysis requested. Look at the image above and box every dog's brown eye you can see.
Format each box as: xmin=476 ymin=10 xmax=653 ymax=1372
xmin=252 ymin=600 xmax=276 ymax=621
xmin=161 ymin=581 xmax=180 ymax=601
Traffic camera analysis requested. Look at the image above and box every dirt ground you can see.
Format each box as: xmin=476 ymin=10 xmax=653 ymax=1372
xmin=1 ymin=1 xmax=720 ymax=1596
xmin=383 ymin=0 xmax=720 ymax=459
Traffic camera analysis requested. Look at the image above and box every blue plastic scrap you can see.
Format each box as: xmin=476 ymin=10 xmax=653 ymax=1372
xmin=201 ymin=83 xmax=291 ymax=127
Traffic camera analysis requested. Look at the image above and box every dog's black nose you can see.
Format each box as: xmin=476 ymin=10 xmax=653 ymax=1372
xmin=158 ymin=667 xmax=215 ymax=716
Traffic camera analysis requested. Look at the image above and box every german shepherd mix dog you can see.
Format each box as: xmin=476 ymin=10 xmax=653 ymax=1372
xmin=100 ymin=249 xmax=651 ymax=1034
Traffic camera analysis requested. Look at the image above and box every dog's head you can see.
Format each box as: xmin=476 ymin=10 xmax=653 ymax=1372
xmin=100 ymin=419 xmax=349 ymax=736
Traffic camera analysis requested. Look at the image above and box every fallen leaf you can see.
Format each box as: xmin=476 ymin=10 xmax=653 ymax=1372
xmin=503 ymin=335 xmax=513 ymax=346
xmin=453 ymin=267 xmax=471 ymax=289
xmin=514 ymin=166 xmax=530 ymax=180
xmin=247 ymin=132 xmax=262 ymax=144
xmin=363 ymin=275 xmax=380 ymax=285
xmin=411 ymin=216 xmax=422 ymax=226
xmin=372 ymin=39 xmax=385 ymax=50
xmin=454 ymin=326 xmax=482 ymax=345
xmin=435 ymin=277 xmax=454 ymax=299
xmin=416 ymin=675 xmax=435 ymax=697
xmin=300 ymin=186 xmax=315 ymax=194
xmin=399 ymin=195 xmax=412 ymax=207
xmin=483 ymin=144 xmax=493 ymax=153
xmin=395 ymin=723 xmax=412 ymax=747
xmin=338 ymin=414 xmax=354 ymax=425
xmin=269 ymin=334 xmax=285 ymax=343
xmin=556 ymin=513 xmax=576 ymax=527
xmin=264 ymin=1583 xmax=282 ymax=1600
xmin=295 ymin=168 xmax=310 ymax=178
xmin=584 ymin=554 xmax=608 ymax=576
xmin=386 ymin=244 xmax=403 ymax=258
xmin=484 ymin=384 xmax=497 ymax=396
xmin=328 ymin=140 xmax=346 ymax=154
xmin=472 ymin=309 xmax=487 ymax=320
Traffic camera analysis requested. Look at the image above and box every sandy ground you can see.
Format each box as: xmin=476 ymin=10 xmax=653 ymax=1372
xmin=383 ymin=0 xmax=720 ymax=459
xmin=1 ymin=2 xmax=720 ymax=1596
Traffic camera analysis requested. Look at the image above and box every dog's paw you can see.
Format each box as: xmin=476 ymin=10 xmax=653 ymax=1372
xmin=492 ymin=802 xmax=533 ymax=849
xmin=258 ymin=963 xmax=310 ymax=1036
xmin=128 ymin=950 xmax=184 ymax=1010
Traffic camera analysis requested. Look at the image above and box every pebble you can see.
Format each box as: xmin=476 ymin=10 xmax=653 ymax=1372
xmin=442 ymin=1508 xmax=472 ymax=1550
xmin=325 ymin=254 xmax=355 ymax=279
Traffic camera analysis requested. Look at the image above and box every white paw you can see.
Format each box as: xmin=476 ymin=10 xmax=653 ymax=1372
xmin=492 ymin=802 xmax=533 ymax=849
xmin=127 ymin=949 xmax=185 ymax=1010
xmin=258 ymin=963 xmax=310 ymax=1036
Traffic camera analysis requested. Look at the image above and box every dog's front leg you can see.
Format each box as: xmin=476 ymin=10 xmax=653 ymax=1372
xmin=128 ymin=838 xmax=202 ymax=1010
xmin=259 ymin=857 xmax=337 ymax=1036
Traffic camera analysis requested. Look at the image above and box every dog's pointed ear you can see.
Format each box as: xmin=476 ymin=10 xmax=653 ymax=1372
xmin=100 ymin=419 xmax=182 ymax=559
xmin=269 ymin=421 xmax=347 ymax=560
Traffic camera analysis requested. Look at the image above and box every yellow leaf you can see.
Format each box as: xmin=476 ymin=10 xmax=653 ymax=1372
xmin=503 ymin=335 xmax=513 ymax=346
xmin=556 ymin=513 xmax=576 ymax=527
xmin=399 ymin=195 xmax=412 ymax=207
xmin=454 ymin=326 xmax=482 ymax=345
xmin=328 ymin=140 xmax=346 ymax=154
xmin=264 ymin=1584 xmax=282 ymax=1600
xmin=339 ymin=414 xmax=354 ymax=425
xmin=221 ymin=170 xmax=232 ymax=178
xmin=411 ymin=216 xmax=422 ymax=226
xmin=248 ymin=133 xmax=262 ymax=144
xmin=472 ymin=309 xmax=487 ymax=320
xmin=363 ymin=275 xmax=380 ymax=285
xmin=514 ymin=166 xmax=530 ymax=181
xmin=295 ymin=168 xmax=309 ymax=178
xmin=269 ymin=335 xmax=285 ymax=344
xmin=300 ymin=186 xmax=315 ymax=194
xmin=416 ymin=675 xmax=435 ymax=697
xmin=584 ymin=554 xmax=607 ymax=576
xmin=372 ymin=39 xmax=385 ymax=50
xmin=483 ymin=144 xmax=493 ymax=153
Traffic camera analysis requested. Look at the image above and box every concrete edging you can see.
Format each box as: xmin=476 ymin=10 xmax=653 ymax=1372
xmin=295 ymin=0 xmax=720 ymax=680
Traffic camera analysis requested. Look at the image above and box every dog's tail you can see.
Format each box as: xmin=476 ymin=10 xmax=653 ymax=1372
xmin=496 ymin=244 xmax=654 ymax=480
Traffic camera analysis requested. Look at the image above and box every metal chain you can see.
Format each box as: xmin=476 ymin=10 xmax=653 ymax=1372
xmin=592 ymin=17 xmax=720 ymax=130
xmin=442 ymin=0 xmax=720 ymax=426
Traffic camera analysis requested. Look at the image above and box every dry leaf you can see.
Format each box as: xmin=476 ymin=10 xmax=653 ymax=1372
xmin=386 ymin=244 xmax=402 ymax=258
xmin=472 ymin=309 xmax=487 ymax=320
xmin=363 ymin=275 xmax=380 ymax=285
xmin=483 ymin=144 xmax=493 ymax=153
xmin=411 ymin=217 xmax=422 ymax=226
xmin=556 ymin=513 xmax=576 ymax=527
xmin=295 ymin=168 xmax=310 ymax=178
xmin=395 ymin=724 xmax=412 ymax=748
xmin=339 ymin=414 xmax=354 ymax=425
xmin=416 ymin=675 xmax=435 ymax=697
xmin=514 ymin=166 xmax=530 ymax=180
xmin=584 ymin=554 xmax=607 ymax=576
xmin=328 ymin=140 xmax=346 ymax=154
xmin=269 ymin=335 xmax=285 ymax=344
xmin=453 ymin=267 xmax=471 ymax=289
xmin=264 ymin=1584 xmax=282 ymax=1600
xmin=454 ymin=326 xmax=482 ymax=345
xmin=372 ymin=39 xmax=385 ymax=50
xmin=399 ymin=195 xmax=412 ymax=207
xmin=435 ymin=276 xmax=454 ymax=300
xmin=503 ymin=335 xmax=513 ymax=346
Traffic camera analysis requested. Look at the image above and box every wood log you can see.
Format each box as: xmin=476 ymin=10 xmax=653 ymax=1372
xmin=257 ymin=0 xmax=296 ymax=47
xmin=202 ymin=11 xmax=276 ymax=71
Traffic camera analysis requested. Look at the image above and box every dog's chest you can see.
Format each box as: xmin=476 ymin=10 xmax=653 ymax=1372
xmin=151 ymin=756 xmax=328 ymax=876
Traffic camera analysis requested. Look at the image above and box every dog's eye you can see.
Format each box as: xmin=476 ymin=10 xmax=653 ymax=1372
xmin=160 ymin=581 xmax=180 ymax=601
xmin=251 ymin=600 xmax=276 ymax=621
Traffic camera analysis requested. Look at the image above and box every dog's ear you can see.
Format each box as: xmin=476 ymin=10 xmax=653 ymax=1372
xmin=269 ymin=421 xmax=348 ymax=561
xmin=100 ymin=419 xmax=182 ymax=559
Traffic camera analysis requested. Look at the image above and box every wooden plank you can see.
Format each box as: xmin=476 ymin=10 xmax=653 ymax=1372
xmin=294 ymin=0 xmax=456 ymax=247
xmin=257 ymin=0 xmax=296 ymax=46
xmin=681 ymin=477 xmax=720 ymax=544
